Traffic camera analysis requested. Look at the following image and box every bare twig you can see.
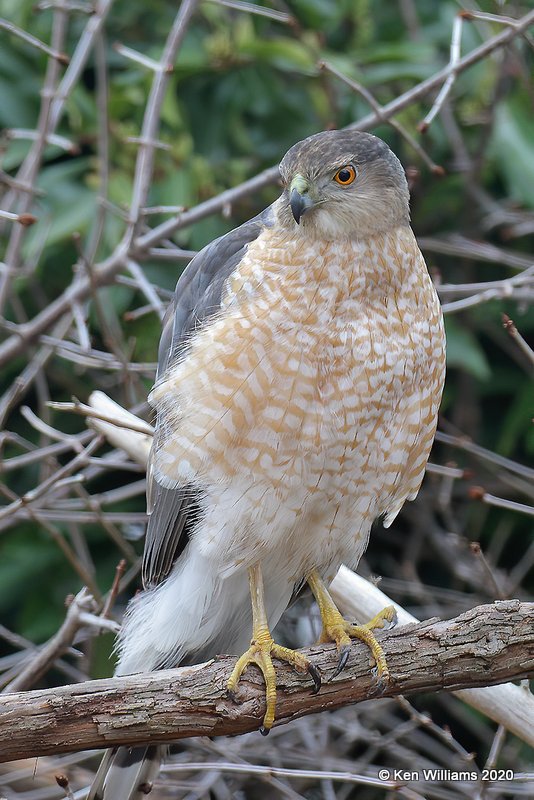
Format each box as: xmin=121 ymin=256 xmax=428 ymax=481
xmin=3 ymin=588 xmax=99 ymax=693
xmin=0 ymin=17 xmax=69 ymax=63
xmin=0 ymin=436 xmax=102 ymax=523
xmin=125 ymin=259 xmax=166 ymax=320
xmin=125 ymin=0 xmax=200 ymax=240
xmin=113 ymin=41 xmax=169 ymax=73
xmin=419 ymin=235 xmax=534 ymax=270
xmin=418 ymin=15 xmax=463 ymax=132
xmin=469 ymin=486 xmax=534 ymax=518
xmin=0 ymin=209 xmax=37 ymax=225
xmin=469 ymin=542 xmax=506 ymax=600
xmin=502 ymin=314 xmax=534 ymax=367
xmin=164 ymin=761 xmax=399 ymax=790
xmin=6 ymin=128 xmax=78 ymax=153
xmin=101 ymin=559 xmax=127 ymax=619
xmin=435 ymin=431 xmax=534 ymax=482
xmin=319 ymin=61 xmax=444 ymax=174
xmin=48 ymin=397 xmax=154 ymax=436
xmin=55 ymin=773 xmax=76 ymax=800
xmin=0 ymin=0 xmax=70 ymax=314
xmin=207 ymin=0 xmax=294 ymax=25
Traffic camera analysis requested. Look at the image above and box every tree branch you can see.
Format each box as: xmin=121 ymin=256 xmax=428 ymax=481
xmin=0 ymin=600 xmax=532 ymax=763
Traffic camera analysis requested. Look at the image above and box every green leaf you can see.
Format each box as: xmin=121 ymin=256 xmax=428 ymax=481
xmin=491 ymin=96 xmax=534 ymax=208
xmin=18 ymin=159 xmax=95 ymax=256
xmin=444 ymin=317 xmax=491 ymax=381
xmin=496 ymin=381 xmax=534 ymax=457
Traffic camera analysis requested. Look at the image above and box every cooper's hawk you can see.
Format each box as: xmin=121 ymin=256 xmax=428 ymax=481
xmin=89 ymin=130 xmax=445 ymax=799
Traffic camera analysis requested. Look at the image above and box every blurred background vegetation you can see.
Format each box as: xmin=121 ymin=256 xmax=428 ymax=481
xmin=0 ymin=1 xmax=533 ymax=798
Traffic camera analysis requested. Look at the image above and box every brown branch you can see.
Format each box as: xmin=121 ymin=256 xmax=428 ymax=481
xmin=0 ymin=600 xmax=532 ymax=763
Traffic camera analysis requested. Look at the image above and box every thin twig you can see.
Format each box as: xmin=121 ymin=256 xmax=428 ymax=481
xmin=0 ymin=17 xmax=69 ymax=63
xmin=435 ymin=431 xmax=534 ymax=481
xmin=469 ymin=486 xmax=534 ymax=518
xmin=469 ymin=542 xmax=506 ymax=600
xmin=206 ymin=0 xmax=294 ymax=24
xmin=113 ymin=41 xmax=169 ymax=73
xmin=418 ymin=15 xmax=463 ymax=132
xmin=319 ymin=61 xmax=444 ymax=175
xmin=48 ymin=398 xmax=154 ymax=435
xmin=101 ymin=559 xmax=127 ymax=619
xmin=3 ymin=589 xmax=103 ymax=693
xmin=6 ymin=128 xmax=78 ymax=153
xmin=502 ymin=314 xmax=534 ymax=367
xmin=163 ymin=760 xmax=400 ymax=789
xmin=0 ymin=436 xmax=102 ymax=523
xmin=0 ymin=0 xmax=70 ymax=314
xmin=126 ymin=258 xmax=166 ymax=320
xmin=125 ymin=0 xmax=200 ymax=240
xmin=0 ymin=209 xmax=37 ymax=225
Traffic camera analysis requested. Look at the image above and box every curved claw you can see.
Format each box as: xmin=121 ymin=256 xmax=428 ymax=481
xmin=331 ymin=644 xmax=350 ymax=679
xmin=308 ymin=662 xmax=322 ymax=694
xmin=260 ymin=725 xmax=270 ymax=736
xmin=367 ymin=676 xmax=388 ymax=697
xmin=374 ymin=670 xmax=390 ymax=694
xmin=227 ymin=687 xmax=238 ymax=703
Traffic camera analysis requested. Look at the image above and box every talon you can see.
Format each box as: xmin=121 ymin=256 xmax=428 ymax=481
xmin=227 ymin=688 xmax=238 ymax=703
xmin=260 ymin=725 xmax=270 ymax=736
xmin=308 ymin=571 xmax=394 ymax=688
xmin=308 ymin=662 xmax=322 ymax=694
xmin=375 ymin=675 xmax=388 ymax=694
xmin=331 ymin=644 xmax=350 ymax=679
xmin=364 ymin=605 xmax=397 ymax=632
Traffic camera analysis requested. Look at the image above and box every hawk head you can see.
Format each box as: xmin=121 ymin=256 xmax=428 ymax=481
xmin=278 ymin=130 xmax=410 ymax=240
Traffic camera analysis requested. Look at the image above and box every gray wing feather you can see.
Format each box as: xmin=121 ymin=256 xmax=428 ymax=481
xmin=142 ymin=207 xmax=274 ymax=589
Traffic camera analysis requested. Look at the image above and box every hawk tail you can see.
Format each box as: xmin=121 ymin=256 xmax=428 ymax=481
xmin=86 ymin=550 xmax=251 ymax=800
xmin=87 ymin=549 xmax=294 ymax=798
xmin=87 ymin=745 xmax=162 ymax=800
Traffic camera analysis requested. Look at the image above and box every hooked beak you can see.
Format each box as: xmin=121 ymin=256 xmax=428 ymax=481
xmin=289 ymin=175 xmax=315 ymax=224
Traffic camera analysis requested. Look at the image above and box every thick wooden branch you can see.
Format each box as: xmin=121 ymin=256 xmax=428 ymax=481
xmin=1 ymin=601 xmax=532 ymax=763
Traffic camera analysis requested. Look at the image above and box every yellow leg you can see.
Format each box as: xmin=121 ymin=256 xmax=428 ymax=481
xmin=227 ymin=563 xmax=321 ymax=734
xmin=308 ymin=570 xmax=396 ymax=687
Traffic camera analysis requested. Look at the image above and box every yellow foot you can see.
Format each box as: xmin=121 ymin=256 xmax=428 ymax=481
xmin=308 ymin=570 xmax=396 ymax=690
xmin=227 ymin=636 xmax=321 ymax=735
xmin=321 ymin=605 xmax=397 ymax=687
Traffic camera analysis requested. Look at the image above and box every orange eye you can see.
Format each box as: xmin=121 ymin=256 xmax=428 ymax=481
xmin=334 ymin=165 xmax=357 ymax=185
